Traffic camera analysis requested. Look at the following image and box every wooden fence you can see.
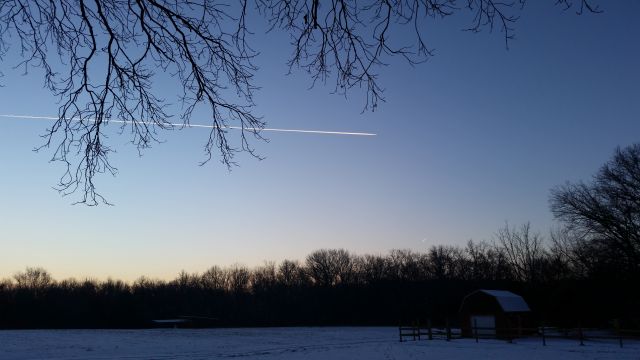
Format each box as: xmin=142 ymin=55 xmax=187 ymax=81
xmin=399 ymin=320 xmax=458 ymax=342
xmin=399 ymin=321 xmax=640 ymax=348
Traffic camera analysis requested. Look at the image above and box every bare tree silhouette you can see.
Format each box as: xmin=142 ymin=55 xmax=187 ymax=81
xmin=550 ymin=143 xmax=640 ymax=277
xmin=1 ymin=0 xmax=261 ymax=204
xmin=277 ymin=259 xmax=308 ymax=287
xmin=306 ymin=248 xmax=354 ymax=286
xmin=495 ymin=222 xmax=547 ymax=282
xmin=0 ymin=0 xmax=599 ymax=204
xmin=13 ymin=267 xmax=54 ymax=296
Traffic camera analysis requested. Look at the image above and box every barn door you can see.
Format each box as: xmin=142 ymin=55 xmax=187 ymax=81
xmin=471 ymin=315 xmax=496 ymax=336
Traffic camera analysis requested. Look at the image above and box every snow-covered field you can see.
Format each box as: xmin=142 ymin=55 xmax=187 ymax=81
xmin=1 ymin=327 xmax=638 ymax=359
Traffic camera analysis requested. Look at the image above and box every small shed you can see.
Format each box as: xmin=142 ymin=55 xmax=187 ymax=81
xmin=459 ymin=289 xmax=531 ymax=339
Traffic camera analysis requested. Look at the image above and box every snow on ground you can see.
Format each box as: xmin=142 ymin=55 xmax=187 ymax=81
xmin=1 ymin=327 xmax=638 ymax=360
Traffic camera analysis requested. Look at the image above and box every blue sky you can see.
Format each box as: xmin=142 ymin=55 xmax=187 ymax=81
xmin=0 ymin=1 xmax=638 ymax=281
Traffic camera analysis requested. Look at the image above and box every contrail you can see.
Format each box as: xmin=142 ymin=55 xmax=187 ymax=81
xmin=0 ymin=114 xmax=377 ymax=136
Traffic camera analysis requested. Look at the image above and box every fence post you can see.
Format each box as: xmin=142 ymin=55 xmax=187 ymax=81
xmin=446 ymin=319 xmax=451 ymax=341
xmin=474 ymin=318 xmax=478 ymax=343
xmin=617 ymin=328 xmax=623 ymax=348
xmin=613 ymin=319 xmax=623 ymax=348
xmin=541 ymin=325 xmax=546 ymax=346
xmin=578 ymin=326 xmax=584 ymax=346
xmin=399 ymin=322 xmax=402 ymax=343
xmin=428 ymin=319 xmax=433 ymax=340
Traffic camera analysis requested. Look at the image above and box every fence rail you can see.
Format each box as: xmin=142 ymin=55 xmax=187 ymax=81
xmin=398 ymin=322 xmax=640 ymax=348
xmin=399 ymin=321 xmax=459 ymax=342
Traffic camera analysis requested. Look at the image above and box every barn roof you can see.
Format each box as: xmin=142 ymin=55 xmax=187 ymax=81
xmin=478 ymin=290 xmax=530 ymax=312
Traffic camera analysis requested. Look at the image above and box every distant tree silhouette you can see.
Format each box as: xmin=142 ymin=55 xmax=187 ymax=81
xmin=360 ymin=254 xmax=389 ymax=283
xmin=464 ymin=240 xmax=511 ymax=281
xmin=226 ymin=264 xmax=251 ymax=293
xmin=251 ymin=262 xmax=278 ymax=293
xmin=495 ymin=222 xmax=547 ymax=282
xmin=201 ymin=266 xmax=228 ymax=291
xmin=427 ymin=245 xmax=464 ymax=280
xmin=0 ymin=0 xmax=600 ymax=204
xmin=549 ymin=225 xmax=595 ymax=278
xmin=550 ymin=143 xmax=640 ymax=277
xmin=306 ymin=249 xmax=352 ymax=286
xmin=13 ymin=267 xmax=53 ymax=293
xmin=387 ymin=249 xmax=420 ymax=281
xmin=2 ymin=237 xmax=639 ymax=329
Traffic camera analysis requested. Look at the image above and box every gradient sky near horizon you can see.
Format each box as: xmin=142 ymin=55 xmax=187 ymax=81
xmin=0 ymin=1 xmax=638 ymax=282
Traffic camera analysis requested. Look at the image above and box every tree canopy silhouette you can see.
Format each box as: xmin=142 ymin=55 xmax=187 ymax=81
xmin=0 ymin=0 xmax=599 ymax=204
xmin=551 ymin=143 xmax=640 ymax=278
xmin=2 ymin=241 xmax=638 ymax=329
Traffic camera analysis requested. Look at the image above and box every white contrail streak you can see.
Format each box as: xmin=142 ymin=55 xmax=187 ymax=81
xmin=0 ymin=114 xmax=377 ymax=136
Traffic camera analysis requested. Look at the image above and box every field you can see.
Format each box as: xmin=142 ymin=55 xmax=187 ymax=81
xmin=1 ymin=327 xmax=638 ymax=359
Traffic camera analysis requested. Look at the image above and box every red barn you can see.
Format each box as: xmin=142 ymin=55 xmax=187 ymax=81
xmin=459 ymin=289 xmax=531 ymax=339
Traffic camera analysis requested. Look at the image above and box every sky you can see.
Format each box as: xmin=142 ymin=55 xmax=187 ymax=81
xmin=0 ymin=1 xmax=639 ymax=282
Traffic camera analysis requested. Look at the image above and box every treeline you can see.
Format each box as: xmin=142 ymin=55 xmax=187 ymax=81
xmin=1 ymin=144 xmax=638 ymax=329
xmin=1 ymin=224 xmax=638 ymax=329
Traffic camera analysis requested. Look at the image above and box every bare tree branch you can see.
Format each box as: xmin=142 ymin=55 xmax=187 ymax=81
xmin=0 ymin=0 xmax=600 ymax=204
xmin=550 ymin=144 xmax=640 ymax=277
xmin=1 ymin=0 xmax=263 ymax=205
